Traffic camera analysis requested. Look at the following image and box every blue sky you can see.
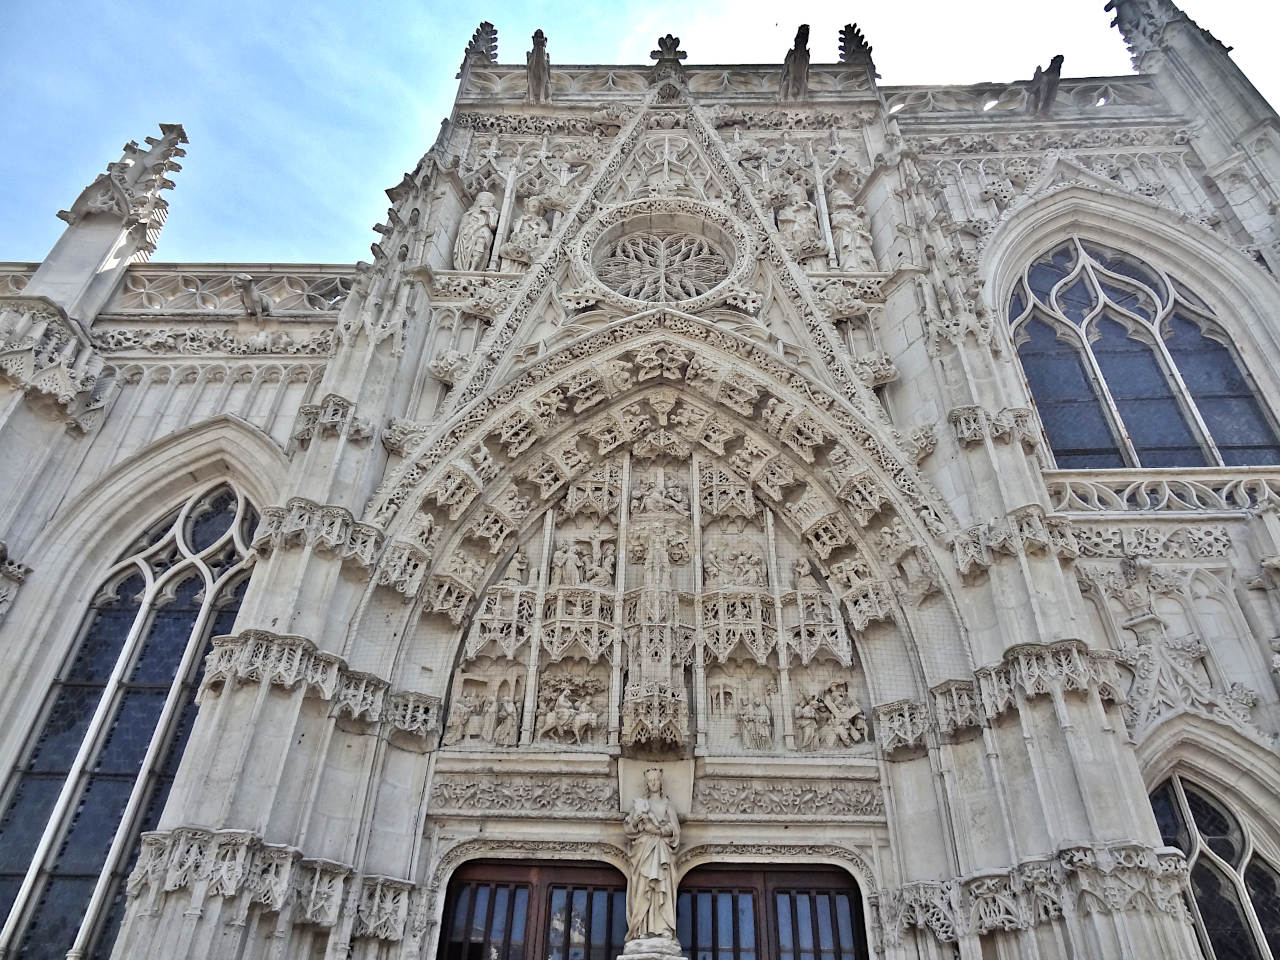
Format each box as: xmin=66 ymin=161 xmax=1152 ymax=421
xmin=2 ymin=0 xmax=1275 ymax=265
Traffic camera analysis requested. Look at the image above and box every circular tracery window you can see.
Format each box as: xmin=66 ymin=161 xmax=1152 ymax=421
xmin=596 ymin=232 xmax=731 ymax=303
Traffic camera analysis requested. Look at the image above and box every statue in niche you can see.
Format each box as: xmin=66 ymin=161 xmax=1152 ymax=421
xmin=776 ymin=185 xmax=823 ymax=258
xmin=493 ymin=696 xmax=520 ymax=746
xmin=499 ymin=195 xmax=550 ymax=270
xmin=819 ymin=681 xmax=868 ymax=747
xmin=526 ymin=29 xmax=551 ymax=104
xmin=827 ymin=189 xmax=877 ymax=271
xmin=779 ymin=24 xmax=810 ymax=101
xmin=631 ymin=476 xmax=689 ymax=516
xmin=738 ymin=695 xmax=774 ymax=749
xmin=793 ymin=558 xmax=820 ymax=590
xmin=479 ymin=696 xmax=499 ymax=742
xmin=500 ymin=549 xmax=529 ymax=585
xmin=442 ymin=692 xmax=476 ymax=746
xmin=551 ymin=541 xmax=585 ymax=586
xmin=536 ymin=675 xmax=604 ymax=744
xmin=705 ymin=548 xmax=765 ymax=587
xmin=1027 ymin=54 xmax=1064 ymax=116
xmin=452 ymin=191 xmax=499 ymax=272
xmin=794 ymin=694 xmax=820 ymax=750
xmin=623 ymin=768 xmax=681 ymax=941
xmin=585 ymin=541 xmax=617 ymax=587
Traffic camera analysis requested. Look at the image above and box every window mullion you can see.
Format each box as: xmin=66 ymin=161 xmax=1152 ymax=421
xmin=1149 ymin=314 xmax=1225 ymax=466
xmin=67 ymin=565 xmax=224 ymax=958
xmin=1077 ymin=319 xmax=1142 ymax=467
xmin=0 ymin=571 xmax=157 ymax=953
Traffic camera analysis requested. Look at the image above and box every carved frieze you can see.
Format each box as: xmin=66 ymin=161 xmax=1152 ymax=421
xmin=692 ymin=777 xmax=883 ymax=818
xmin=430 ymin=774 xmax=619 ymax=814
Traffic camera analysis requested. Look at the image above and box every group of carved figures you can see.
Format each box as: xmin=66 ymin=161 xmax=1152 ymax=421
xmin=451 ymin=192 xmax=552 ymax=273
xmin=535 ymin=686 xmax=601 ymax=743
xmin=704 ymin=548 xmax=766 ymax=588
xmin=771 ymin=185 xmax=877 ymax=271
xmin=441 ymin=692 xmax=521 ymax=746
xmin=550 ymin=540 xmax=616 ymax=587
xmin=793 ymin=682 xmax=868 ymax=750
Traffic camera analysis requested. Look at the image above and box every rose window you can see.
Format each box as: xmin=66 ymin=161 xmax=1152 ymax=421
xmin=595 ymin=232 xmax=730 ymax=303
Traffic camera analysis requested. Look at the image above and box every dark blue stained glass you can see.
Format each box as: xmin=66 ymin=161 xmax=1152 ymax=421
xmin=51 ymin=777 xmax=134 ymax=873
xmin=1053 ymin=274 xmax=1096 ymax=325
xmin=1192 ymin=861 xmax=1263 ymax=960
xmin=1149 ymin=781 xmax=1190 ymax=854
xmin=127 ymin=576 xmax=204 ymax=684
xmin=1017 ymin=317 xmax=1124 ymax=468
xmin=65 ymin=574 xmax=145 ymax=683
xmin=1081 ymin=242 xmax=1167 ymax=304
xmin=16 ymin=876 xmax=98 ymax=960
xmin=1185 ymin=788 xmax=1243 ymax=867
xmin=186 ymin=488 xmax=237 ymax=553
xmin=0 ymin=776 xmax=63 ymax=872
xmin=26 ymin=686 xmax=100 ymax=772
xmin=0 ymin=876 xmax=21 ymax=928
xmin=1027 ymin=245 xmax=1075 ymax=303
xmin=88 ymin=885 xmax=126 ymax=960
xmin=1008 ymin=287 xmax=1026 ymax=320
xmin=1091 ymin=317 xmax=1207 ymax=466
xmin=93 ymin=689 xmax=169 ymax=774
xmin=1098 ymin=279 xmax=1156 ymax=321
xmin=1164 ymin=314 xmax=1280 ymax=466
xmin=1244 ymin=859 xmax=1280 ymax=959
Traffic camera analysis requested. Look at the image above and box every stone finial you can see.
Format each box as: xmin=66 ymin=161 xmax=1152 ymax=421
xmin=1027 ymin=54 xmax=1064 ymax=116
xmin=56 ymin=123 xmax=188 ymax=255
xmin=779 ymin=25 xmax=810 ymax=101
xmin=648 ymin=34 xmax=688 ymax=98
xmin=526 ymin=29 xmax=551 ymax=103
xmin=839 ymin=23 xmax=873 ymax=61
xmin=457 ymin=20 xmax=498 ymax=77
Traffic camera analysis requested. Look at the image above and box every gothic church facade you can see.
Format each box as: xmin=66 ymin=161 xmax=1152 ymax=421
xmin=2 ymin=2 xmax=1280 ymax=958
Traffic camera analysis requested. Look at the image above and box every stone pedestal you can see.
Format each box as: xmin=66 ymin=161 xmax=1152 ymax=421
xmin=620 ymin=936 xmax=686 ymax=960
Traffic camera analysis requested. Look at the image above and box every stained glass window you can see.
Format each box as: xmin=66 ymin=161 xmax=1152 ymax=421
xmin=1009 ymin=238 xmax=1280 ymax=468
xmin=0 ymin=485 xmax=256 ymax=959
xmin=1150 ymin=777 xmax=1280 ymax=959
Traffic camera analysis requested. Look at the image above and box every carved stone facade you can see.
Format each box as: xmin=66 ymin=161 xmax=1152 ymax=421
xmin=2 ymin=5 xmax=1280 ymax=960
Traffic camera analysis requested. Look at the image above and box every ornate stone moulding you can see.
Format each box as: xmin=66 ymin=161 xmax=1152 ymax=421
xmin=572 ymin=197 xmax=755 ymax=313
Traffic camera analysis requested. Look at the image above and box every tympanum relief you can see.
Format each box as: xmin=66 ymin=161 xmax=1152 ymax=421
xmin=440 ymin=447 xmax=874 ymax=756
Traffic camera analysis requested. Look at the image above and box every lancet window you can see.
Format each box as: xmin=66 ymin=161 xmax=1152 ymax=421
xmin=1008 ymin=238 xmax=1280 ymax=468
xmin=1150 ymin=777 xmax=1280 ymax=959
xmin=0 ymin=485 xmax=256 ymax=960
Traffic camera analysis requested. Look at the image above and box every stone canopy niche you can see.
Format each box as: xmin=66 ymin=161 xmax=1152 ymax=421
xmin=439 ymin=433 xmax=877 ymax=759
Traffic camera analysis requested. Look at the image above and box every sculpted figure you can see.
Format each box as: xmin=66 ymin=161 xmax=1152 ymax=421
xmin=479 ymin=696 xmax=499 ymax=742
xmin=776 ymin=185 xmax=823 ymax=258
xmin=739 ymin=696 xmax=772 ymax=749
xmin=452 ymin=191 xmax=499 ymax=272
xmin=624 ymin=769 xmax=681 ymax=940
xmin=551 ymin=542 xmax=584 ymax=586
xmin=793 ymin=558 xmax=820 ymax=591
xmin=493 ymin=696 xmax=520 ymax=746
xmin=794 ymin=695 xmax=819 ymax=750
xmin=779 ymin=24 xmax=810 ymax=101
xmin=586 ymin=542 xmax=616 ymax=587
xmin=233 ymin=273 xmax=272 ymax=322
xmin=827 ymin=189 xmax=877 ymax=271
xmin=500 ymin=196 xmax=550 ymax=270
xmin=526 ymin=29 xmax=551 ymax=103
xmin=1028 ymin=54 xmax=1064 ymax=116
xmin=442 ymin=692 xmax=474 ymax=746
xmin=501 ymin=549 xmax=529 ymax=585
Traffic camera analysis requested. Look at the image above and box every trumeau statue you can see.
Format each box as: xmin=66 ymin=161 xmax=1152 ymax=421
xmin=623 ymin=768 xmax=681 ymax=942
xmin=779 ymin=24 xmax=810 ymax=101
xmin=526 ymin=29 xmax=551 ymax=103
xmin=452 ymin=191 xmax=499 ymax=271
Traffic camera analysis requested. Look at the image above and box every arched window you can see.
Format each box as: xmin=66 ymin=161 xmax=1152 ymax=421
xmin=1150 ymin=776 xmax=1280 ymax=959
xmin=1009 ymin=238 xmax=1280 ymax=469
xmin=0 ymin=485 xmax=256 ymax=960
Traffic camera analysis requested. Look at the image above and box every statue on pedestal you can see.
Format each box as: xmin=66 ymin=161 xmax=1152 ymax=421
xmin=623 ymin=768 xmax=681 ymax=943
